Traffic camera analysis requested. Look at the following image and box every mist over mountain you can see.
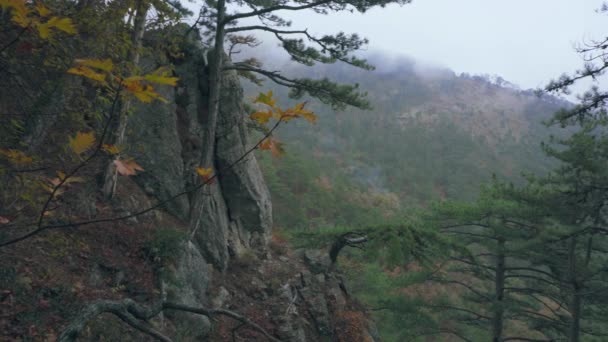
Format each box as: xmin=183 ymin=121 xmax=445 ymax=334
xmin=246 ymin=53 xmax=571 ymax=228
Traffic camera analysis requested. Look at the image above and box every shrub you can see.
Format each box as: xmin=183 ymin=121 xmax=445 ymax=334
xmin=143 ymin=228 xmax=186 ymax=265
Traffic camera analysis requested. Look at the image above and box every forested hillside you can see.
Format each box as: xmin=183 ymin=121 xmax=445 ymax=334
xmin=249 ymin=44 xmax=608 ymax=340
xmin=249 ymin=55 xmax=569 ymax=230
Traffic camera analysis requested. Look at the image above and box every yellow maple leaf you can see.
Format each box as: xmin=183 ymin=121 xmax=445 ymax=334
xmin=121 ymin=77 xmax=166 ymax=103
xmin=195 ymin=167 xmax=214 ymax=183
xmin=250 ymin=110 xmax=273 ymax=124
xmin=3 ymin=0 xmax=30 ymax=27
xmin=47 ymin=16 xmax=76 ymax=34
xmin=11 ymin=11 xmax=31 ymax=27
xmin=74 ymin=58 xmax=113 ymax=72
xmin=0 ymin=148 xmax=33 ymax=164
xmin=144 ymin=67 xmax=179 ymax=86
xmin=102 ymin=144 xmax=120 ymax=155
xmin=69 ymin=131 xmax=96 ymax=155
xmin=37 ymin=22 xmax=50 ymax=39
xmin=37 ymin=16 xmax=77 ymax=38
xmin=35 ymin=3 xmax=50 ymax=17
xmin=133 ymin=84 xmax=166 ymax=103
xmin=299 ymin=110 xmax=317 ymax=124
xmin=68 ymin=66 xmax=106 ymax=83
xmin=285 ymin=102 xmax=316 ymax=123
xmin=253 ymin=91 xmax=276 ymax=108
xmin=144 ymin=74 xmax=179 ymax=86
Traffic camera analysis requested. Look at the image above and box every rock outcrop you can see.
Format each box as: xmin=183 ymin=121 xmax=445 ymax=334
xmin=0 ymin=24 xmax=377 ymax=341
xmin=124 ymin=27 xmax=273 ymax=337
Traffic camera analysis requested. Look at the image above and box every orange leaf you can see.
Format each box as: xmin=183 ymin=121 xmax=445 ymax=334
xmin=259 ymin=138 xmax=284 ymax=158
xmin=195 ymin=167 xmax=214 ymax=183
xmin=114 ymin=159 xmax=144 ymax=176
xmin=293 ymin=102 xmax=317 ymax=123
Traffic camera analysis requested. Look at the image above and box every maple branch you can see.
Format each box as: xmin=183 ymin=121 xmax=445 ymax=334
xmin=0 ymin=114 xmax=284 ymax=247
xmin=0 ymin=87 xmax=123 ymax=248
xmin=36 ymin=87 xmax=123 ymax=227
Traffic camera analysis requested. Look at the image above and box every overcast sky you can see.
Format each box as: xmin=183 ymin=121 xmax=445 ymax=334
xmin=272 ymin=0 xmax=606 ymax=90
xmin=188 ymin=0 xmax=606 ymax=92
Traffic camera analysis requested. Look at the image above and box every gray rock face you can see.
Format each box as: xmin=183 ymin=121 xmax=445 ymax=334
xmin=164 ymin=241 xmax=212 ymax=340
xmin=216 ymin=63 xmax=273 ymax=254
xmin=189 ymin=182 xmax=230 ymax=269
xmin=123 ymin=27 xmax=273 ymax=335
xmin=127 ymin=84 xmax=190 ymax=220
xmin=125 ymin=30 xmax=272 ymax=267
xmin=184 ymin=49 xmax=273 ymax=269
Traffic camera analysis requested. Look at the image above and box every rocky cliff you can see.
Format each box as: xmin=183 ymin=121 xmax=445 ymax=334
xmin=131 ymin=29 xmax=279 ymax=338
xmin=0 ymin=27 xmax=377 ymax=341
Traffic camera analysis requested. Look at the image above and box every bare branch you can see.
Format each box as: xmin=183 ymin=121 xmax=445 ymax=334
xmin=58 ymin=299 xmax=282 ymax=342
xmin=163 ymin=302 xmax=282 ymax=342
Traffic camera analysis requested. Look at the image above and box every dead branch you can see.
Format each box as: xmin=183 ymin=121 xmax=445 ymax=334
xmin=58 ymin=299 xmax=283 ymax=342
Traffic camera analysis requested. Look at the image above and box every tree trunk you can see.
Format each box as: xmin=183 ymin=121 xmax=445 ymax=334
xmin=568 ymin=237 xmax=581 ymax=342
xmin=202 ymin=0 xmax=227 ymax=168
xmin=102 ymin=0 xmax=149 ymax=198
xmin=492 ymin=237 xmax=505 ymax=342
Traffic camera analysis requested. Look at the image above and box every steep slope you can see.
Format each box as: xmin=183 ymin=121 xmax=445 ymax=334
xmin=0 ymin=26 xmax=377 ymax=341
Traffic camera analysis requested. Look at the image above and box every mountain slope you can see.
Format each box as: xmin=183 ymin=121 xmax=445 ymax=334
xmin=246 ymin=55 xmax=569 ymax=228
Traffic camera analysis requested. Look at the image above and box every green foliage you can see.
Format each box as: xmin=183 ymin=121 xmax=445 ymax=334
xmin=143 ymin=228 xmax=187 ymax=265
xmin=251 ymin=54 xmax=569 ymax=341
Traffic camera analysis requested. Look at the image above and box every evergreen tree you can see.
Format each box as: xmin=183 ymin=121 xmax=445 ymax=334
xmin=426 ymin=180 xmax=556 ymax=341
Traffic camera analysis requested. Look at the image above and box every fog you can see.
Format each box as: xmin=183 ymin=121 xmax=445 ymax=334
xmin=187 ymin=0 xmax=606 ymax=95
